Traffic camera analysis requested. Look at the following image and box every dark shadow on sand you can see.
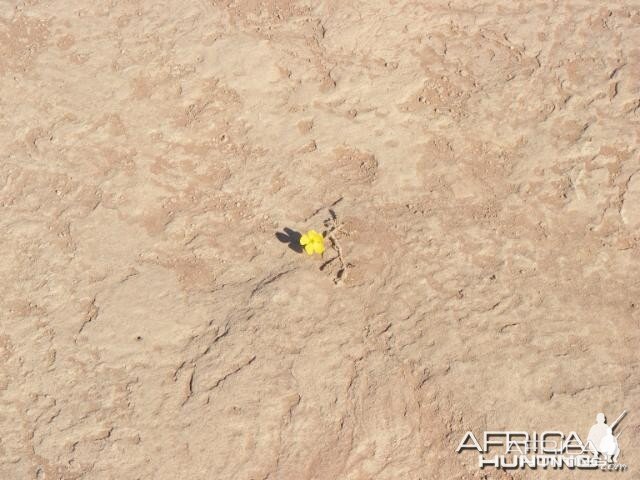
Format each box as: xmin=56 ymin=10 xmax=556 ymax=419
xmin=275 ymin=227 xmax=303 ymax=253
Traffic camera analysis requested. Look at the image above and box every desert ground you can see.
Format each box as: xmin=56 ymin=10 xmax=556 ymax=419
xmin=1 ymin=0 xmax=639 ymax=479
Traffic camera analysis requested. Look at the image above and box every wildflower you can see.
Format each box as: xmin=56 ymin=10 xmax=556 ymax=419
xmin=300 ymin=229 xmax=325 ymax=255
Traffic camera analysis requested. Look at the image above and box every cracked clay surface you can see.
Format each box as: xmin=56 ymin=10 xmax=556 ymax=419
xmin=1 ymin=1 xmax=639 ymax=479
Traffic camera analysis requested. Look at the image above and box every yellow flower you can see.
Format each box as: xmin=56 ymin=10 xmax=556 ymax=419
xmin=300 ymin=229 xmax=325 ymax=255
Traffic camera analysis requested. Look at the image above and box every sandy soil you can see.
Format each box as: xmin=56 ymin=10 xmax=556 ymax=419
xmin=1 ymin=1 xmax=640 ymax=479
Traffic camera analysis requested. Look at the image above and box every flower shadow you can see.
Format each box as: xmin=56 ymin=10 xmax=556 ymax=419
xmin=275 ymin=227 xmax=303 ymax=254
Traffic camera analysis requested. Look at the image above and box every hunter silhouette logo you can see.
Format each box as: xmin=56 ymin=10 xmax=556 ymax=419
xmin=586 ymin=411 xmax=626 ymax=463
xmin=456 ymin=410 xmax=628 ymax=471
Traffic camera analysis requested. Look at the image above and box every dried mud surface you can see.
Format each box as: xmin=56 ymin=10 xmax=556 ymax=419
xmin=1 ymin=1 xmax=640 ymax=479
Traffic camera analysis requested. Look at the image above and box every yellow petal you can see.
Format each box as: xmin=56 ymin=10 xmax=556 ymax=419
xmin=300 ymin=234 xmax=309 ymax=245
xmin=314 ymin=242 xmax=325 ymax=254
xmin=304 ymin=243 xmax=314 ymax=255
